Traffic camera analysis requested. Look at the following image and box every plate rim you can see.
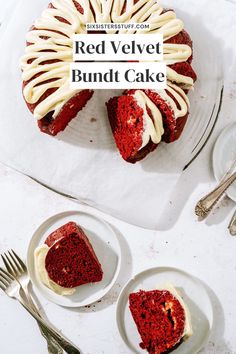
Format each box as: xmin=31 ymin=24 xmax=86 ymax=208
xmin=27 ymin=210 xmax=121 ymax=307
xmin=116 ymin=265 xmax=213 ymax=354
xmin=212 ymin=122 xmax=236 ymax=202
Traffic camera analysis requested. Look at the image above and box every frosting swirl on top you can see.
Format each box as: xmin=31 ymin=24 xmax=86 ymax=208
xmin=20 ymin=0 xmax=193 ymax=120
xmin=133 ymin=83 xmax=190 ymax=148
xmin=133 ymin=90 xmax=164 ymax=148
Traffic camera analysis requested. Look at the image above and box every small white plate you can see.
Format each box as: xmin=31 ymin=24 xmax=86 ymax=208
xmin=116 ymin=267 xmax=213 ymax=354
xmin=213 ymin=123 xmax=236 ymax=202
xmin=27 ymin=211 xmax=121 ymax=307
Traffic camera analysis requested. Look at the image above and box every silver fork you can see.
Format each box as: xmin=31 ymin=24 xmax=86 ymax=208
xmin=1 ymin=250 xmax=62 ymax=354
xmin=0 ymin=266 xmax=81 ymax=353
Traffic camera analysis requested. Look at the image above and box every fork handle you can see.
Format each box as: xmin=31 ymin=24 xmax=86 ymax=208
xmin=195 ymin=172 xmax=236 ymax=218
xmin=229 ymin=209 xmax=236 ymax=236
xmin=21 ymin=288 xmax=63 ymax=354
xmin=19 ymin=299 xmax=80 ymax=354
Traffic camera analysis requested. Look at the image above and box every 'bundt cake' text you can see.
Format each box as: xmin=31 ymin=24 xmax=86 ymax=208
xmin=70 ymin=62 xmax=167 ymax=90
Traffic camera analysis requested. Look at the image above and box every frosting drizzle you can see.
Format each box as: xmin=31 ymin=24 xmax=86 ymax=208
xmin=133 ymin=83 xmax=189 ymax=148
xmin=20 ymin=0 xmax=194 ymax=121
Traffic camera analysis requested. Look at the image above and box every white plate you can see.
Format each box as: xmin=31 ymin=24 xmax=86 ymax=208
xmin=213 ymin=122 xmax=236 ymax=202
xmin=27 ymin=211 xmax=121 ymax=307
xmin=116 ymin=267 xmax=213 ymax=354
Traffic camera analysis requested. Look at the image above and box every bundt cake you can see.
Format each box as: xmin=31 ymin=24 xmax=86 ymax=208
xmin=34 ymin=222 xmax=103 ymax=294
xmin=20 ymin=0 xmax=197 ymax=162
xmin=129 ymin=285 xmax=192 ymax=354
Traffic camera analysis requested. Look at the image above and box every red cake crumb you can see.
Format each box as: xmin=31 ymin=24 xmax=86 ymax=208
xmin=129 ymin=289 xmax=186 ymax=354
xmin=107 ymin=95 xmax=156 ymax=163
xmin=45 ymin=222 xmax=103 ymax=288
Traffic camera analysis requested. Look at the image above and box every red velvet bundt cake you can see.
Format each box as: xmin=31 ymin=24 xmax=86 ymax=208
xmin=34 ymin=222 xmax=103 ymax=293
xmin=129 ymin=286 xmax=192 ymax=354
xmin=20 ymin=0 xmax=197 ymax=162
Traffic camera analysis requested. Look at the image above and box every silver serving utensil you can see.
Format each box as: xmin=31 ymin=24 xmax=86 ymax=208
xmin=0 ymin=266 xmax=81 ymax=354
xmin=195 ymin=157 xmax=236 ymax=219
xmin=1 ymin=250 xmax=62 ymax=354
xmin=228 ymin=209 xmax=236 ymax=236
xmin=221 ymin=157 xmax=236 ymax=183
xmin=195 ymin=172 xmax=236 ymax=218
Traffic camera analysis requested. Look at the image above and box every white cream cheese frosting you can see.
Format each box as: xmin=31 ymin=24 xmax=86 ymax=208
xmin=34 ymin=244 xmax=76 ymax=296
xmin=157 ymin=283 xmax=193 ymax=340
xmin=20 ymin=0 xmax=194 ymax=121
xmin=132 ymin=82 xmax=189 ymax=149
xmin=133 ymin=90 xmax=164 ymax=148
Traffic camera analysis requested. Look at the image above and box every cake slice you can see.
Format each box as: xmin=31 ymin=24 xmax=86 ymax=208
xmin=34 ymin=222 xmax=103 ymax=294
xmin=106 ymin=87 xmax=186 ymax=163
xmin=44 ymin=222 xmax=103 ymax=288
xmin=107 ymin=92 xmax=160 ymax=163
xmin=129 ymin=285 xmax=192 ymax=354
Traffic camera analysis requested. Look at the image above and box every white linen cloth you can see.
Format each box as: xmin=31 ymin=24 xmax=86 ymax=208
xmin=0 ymin=0 xmax=235 ymax=229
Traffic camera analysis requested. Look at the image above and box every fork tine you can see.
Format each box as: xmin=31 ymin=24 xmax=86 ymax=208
xmin=0 ymin=267 xmax=15 ymax=281
xmin=5 ymin=252 xmax=19 ymax=275
xmin=1 ymin=254 xmax=13 ymax=275
xmin=0 ymin=280 xmax=6 ymax=291
xmin=11 ymin=249 xmax=27 ymax=271
xmin=1 ymin=253 xmax=18 ymax=277
xmin=8 ymin=250 xmax=24 ymax=274
xmin=0 ymin=274 xmax=9 ymax=287
xmin=0 ymin=269 xmax=11 ymax=283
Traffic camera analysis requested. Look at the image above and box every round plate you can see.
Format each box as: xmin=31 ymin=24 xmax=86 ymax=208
xmin=116 ymin=267 xmax=213 ymax=354
xmin=213 ymin=122 xmax=236 ymax=202
xmin=27 ymin=211 xmax=121 ymax=307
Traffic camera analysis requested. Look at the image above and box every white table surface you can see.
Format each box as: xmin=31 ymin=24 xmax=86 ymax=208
xmin=1 ymin=2 xmax=236 ymax=354
xmin=1 ymin=140 xmax=236 ymax=354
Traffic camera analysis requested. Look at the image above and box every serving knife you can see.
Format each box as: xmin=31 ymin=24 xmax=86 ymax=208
xmin=195 ymin=164 xmax=236 ymax=219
